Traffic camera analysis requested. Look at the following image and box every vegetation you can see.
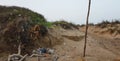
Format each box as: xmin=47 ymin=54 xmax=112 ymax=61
xmin=0 ymin=6 xmax=52 ymax=28
xmin=53 ymin=20 xmax=79 ymax=29
xmin=96 ymin=20 xmax=120 ymax=28
xmin=94 ymin=20 xmax=120 ymax=35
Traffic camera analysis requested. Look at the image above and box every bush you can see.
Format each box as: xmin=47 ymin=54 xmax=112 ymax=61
xmin=53 ymin=20 xmax=78 ymax=29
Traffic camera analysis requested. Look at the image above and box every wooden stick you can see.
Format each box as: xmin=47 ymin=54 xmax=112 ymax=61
xmin=18 ymin=43 xmax=21 ymax=55
xmin=19 ymin=54 xmax=28 ymax=61
xmin=83 ymin=0 xmax=91 ymax=57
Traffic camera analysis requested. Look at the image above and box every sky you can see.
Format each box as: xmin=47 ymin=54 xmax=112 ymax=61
xmin=0 ymin=0 xmax=120 ymax=24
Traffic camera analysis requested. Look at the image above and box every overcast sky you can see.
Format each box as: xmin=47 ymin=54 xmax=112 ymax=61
xmin=0 ymin=0 xmax=120 ymax=24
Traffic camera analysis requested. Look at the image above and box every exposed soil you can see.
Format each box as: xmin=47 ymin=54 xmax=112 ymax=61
xmin=1 ymin=25 xmax=120 ymax=61
xmin=52 ymin=26 xmax=120 ymax=61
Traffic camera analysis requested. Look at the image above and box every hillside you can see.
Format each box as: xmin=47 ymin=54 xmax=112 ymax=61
xmin=47 ymin=21 xmax=120 ymax=61
xmin=78 ymin=21 xmax=120 ymax=61
xmin=0 ymin=6 xmax=62 ymax=57
xmin=80 ymin=20 xmax=120 ymax=39
xmin=0 ymin=6 xmax=120 ymax=61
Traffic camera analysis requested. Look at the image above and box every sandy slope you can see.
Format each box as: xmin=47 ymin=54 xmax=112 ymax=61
xmin=1 ymin=27 xmax=120 ymax=61
xmin=53 ymin=28 xmax=120 ymax=61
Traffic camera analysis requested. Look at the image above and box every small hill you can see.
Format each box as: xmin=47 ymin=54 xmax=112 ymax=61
xmin=0 ymin=6 xmax=62 ymax=56
xmin=80 ymin=20 xmax=120 ymax=39
xmin=52 ymin=20 xmax=79 ymax=30
xmin=0 ymin=6 xmax=81 ymax=59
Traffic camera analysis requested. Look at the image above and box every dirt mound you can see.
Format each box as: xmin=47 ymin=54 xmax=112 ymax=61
xmin=0 ymin=6 xmax=62 ymax=56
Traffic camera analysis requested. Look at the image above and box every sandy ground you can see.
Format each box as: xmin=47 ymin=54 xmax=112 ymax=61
xmin=1 ymin=27 xmax=120 ymax=61
xmin=53 ymin=28 xmax=120 ymax=61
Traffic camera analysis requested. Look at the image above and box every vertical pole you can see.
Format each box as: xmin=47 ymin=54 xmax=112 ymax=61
xmin=83 ymin=0 xmax=91 ymax=57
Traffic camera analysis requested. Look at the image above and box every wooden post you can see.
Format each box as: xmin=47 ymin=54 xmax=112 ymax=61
xmin=83 ymin=0 xmax=91 ymax=57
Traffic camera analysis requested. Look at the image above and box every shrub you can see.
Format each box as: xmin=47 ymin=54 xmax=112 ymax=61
xmin=53 ymin=20 xmax=78 ymax=29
